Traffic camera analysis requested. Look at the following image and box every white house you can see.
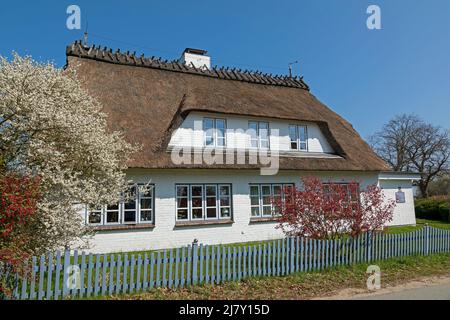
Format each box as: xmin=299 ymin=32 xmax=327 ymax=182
xmin=66 ymin=41 xmax=420 ymax=253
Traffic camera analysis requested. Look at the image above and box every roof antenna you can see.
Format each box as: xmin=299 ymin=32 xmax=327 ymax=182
xmin=83 ymin=19 xmax=89 ymax=47
xmin=288 ymin=60 xmax=299 ymax=78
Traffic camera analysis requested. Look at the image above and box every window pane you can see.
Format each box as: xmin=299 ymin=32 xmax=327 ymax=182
xmin=251 ymin=207 xmax=260 ymax=217
xmin=261 ymin=185 xmax=271 ymax=196
xmin=263 ymin=206 xmax=272 ymax=216
xmin=140 ymin=211 xmax=152 ymax=222
xmin=206 ymin=185 xmax=216 ymax=196
xmin=124 ymin=186 xmax=137 ymax=209
xmin=139 ymin=185 xmax=153 ymax=198
xmin=192 ymin=197 xmax=202 ymax=208
xmin=217 ymin=136 xmax=226 ymax=147
xmin=249 ymin=122 xmax=258 ymax=147
xmin=177 ymin=209 xmax=188 ymax=220
xmin=220 ymin=197 xmax=230 ymax=207
xmin=273 ymin=185 xmax=282 ymax=195
xmin=204 ymin=118 xmax=214 ymax=131
xmin=177 ymin=197 xmax=188 ymax=208
xmin=299 ymin=126 xmax=307 ymax=142
xmin=299 ymin=142 xmax=307 ymax=151
xmin=250 ymin=196 xmax=259 ymax=206
xmin=220 ymin=207 xmax=231 ymax=218
xmin=205 ymin=134 xmax=214 ymax=146
xmin=259 ymin=122 xmax=269 ymax=139
xmin=290 ymin=141 xmax=298 ymax=150
xmin=177 ymin=186 xmax=188 ymax=197
xmin=124 ymin=211 xmax=136 ymax=223
xmin=107 ymin=204 xmax=119 ymax=211
xmin=215 ymin=119 xmax=226 ymax=130
xmin=88 ymin=212 xmax=101 ymax=224
xmin=220 ymin=185 xmax=230 ymax=196
xmin=141 ymin=198 xmax=153 ymax=210
xmin=192 ymin=208 xmax=203 ymax=219
xmin=207 ymin=208 xmax=217 ymax=218
xmin=191 ymin=186 xmax=203 ymax=197
xmin=260 ymin=139 xmax=269 ymax=149
xmin=250 ymin=185 xmax=259 ymax=196
xmin=106 ymin=211 xmax=119 ymax=223
xmin=289 ymin=125 xmax=297 ymax=141
xmin=206 ymin=197 xmax=217 ymax=207
xmin=262 ymin=196 xmax=271 ymax=205
xmin=124 ymin=201 xmax=136 ymax=210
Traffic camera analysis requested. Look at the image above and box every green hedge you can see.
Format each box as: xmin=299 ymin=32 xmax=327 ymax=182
xmin=415 ymin=197 xmax=450 ymax=222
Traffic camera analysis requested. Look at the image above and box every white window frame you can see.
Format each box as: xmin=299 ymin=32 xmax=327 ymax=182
xmin=205 ymin=184 xmax=218 ymax=220
xmin=250 ymin=185 xmax=261 ymax=217
xmin=87 ymin=206 xmax=103 ymax=226
xmin=86 ymin=183 xmax=155 ymax=226
xmin=138 ymin=184 xmax=154 ymax=224
xmin=248 ymin=121 xmax=270 ymax=149
xmin=218 ymin=184 xmax=232 ymax=219
xmin=176 ymin=184 xmax=190 ymax=221
xmin=190 ymin=184 xmax=204 ymax=221
xmin=289 ymin=125 xmax=308 ymax=151
xmin=175 ymin=183 xmax=233 ymax=222
xmin=203 ymin=118 xmax=227 ymax=147
xmin=249 ymin=183 xmax=294 ymax=218
xmin=105 ymin=203 xmax=121 ymax=225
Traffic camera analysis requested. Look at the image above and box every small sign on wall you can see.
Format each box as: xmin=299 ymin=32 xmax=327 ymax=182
xmin=395 ymin=187 xmax=406 ymax=203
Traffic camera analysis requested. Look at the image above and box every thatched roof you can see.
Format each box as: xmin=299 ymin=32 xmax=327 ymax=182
xmin=65 ymin=41 xmax=389 ymax=172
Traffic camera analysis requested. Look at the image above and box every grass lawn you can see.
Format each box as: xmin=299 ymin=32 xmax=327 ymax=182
xmin=103 ymin=252 xmax=450 ymax=300
xmin=385 ymin=218 xmax=450 ymax=234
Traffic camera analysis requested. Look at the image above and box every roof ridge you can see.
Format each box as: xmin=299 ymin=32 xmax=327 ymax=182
xmin=66 ymin=40 xmax=310 ymax=91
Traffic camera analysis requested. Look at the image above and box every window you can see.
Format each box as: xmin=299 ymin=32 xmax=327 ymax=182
xmin=249 ymin=183 xmax=294 ymax=218
xmin=123 ymin=185 xmax=137 ymax=224
xmin=322 ymin=183 xmax=360 ymax=208
xmin=86 ymin=183 xmax=155 ymax=226
xmin=176 ymin=183 xmax=232 ymax=222
xmin=289 ymin=125 xmax=308 ymax=151
xmin=248 ymin=121 xmax=270 ymax=149
xmin=204 ymin=118 xmax=227 ymax=147
xmin=88 ymin=206 xmax=102 ymax=225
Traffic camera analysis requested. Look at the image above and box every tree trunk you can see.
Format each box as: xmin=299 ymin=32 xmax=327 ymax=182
xmin=419 ymin=180 xmax=429 ymax=198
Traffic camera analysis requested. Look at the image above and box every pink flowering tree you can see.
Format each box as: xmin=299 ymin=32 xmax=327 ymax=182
xmin=274 ymin=177 xmax=396 ymax=239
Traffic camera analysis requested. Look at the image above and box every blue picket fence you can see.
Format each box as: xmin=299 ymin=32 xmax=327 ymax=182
xmin=12 ymin=225 xmax=450 ymax=300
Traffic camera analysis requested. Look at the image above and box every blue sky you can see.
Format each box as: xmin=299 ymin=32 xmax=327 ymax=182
xmin=1 ymin=0 xmax=449 ymax=138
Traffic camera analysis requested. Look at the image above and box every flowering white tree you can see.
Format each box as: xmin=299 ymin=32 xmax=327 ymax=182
xmin=0 ymin=54 xmax=136 ymax=252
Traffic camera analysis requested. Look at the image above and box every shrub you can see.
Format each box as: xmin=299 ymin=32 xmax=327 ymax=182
xmin=415 ymin=197 xmax=450 ymax=221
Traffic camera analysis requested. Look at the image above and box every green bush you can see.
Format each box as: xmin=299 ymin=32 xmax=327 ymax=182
xmin=438 ymin=203 xmax=450 ymax=222
xmin=415 ymin=197 xmax=450 ymax=221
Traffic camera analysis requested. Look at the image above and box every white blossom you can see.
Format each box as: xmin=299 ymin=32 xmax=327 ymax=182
xmin=0 ymin=54 xmax=137 ymax=252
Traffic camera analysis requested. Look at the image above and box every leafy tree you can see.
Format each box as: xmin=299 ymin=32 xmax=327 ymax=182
xmin=0 ymin=173 xmax=40 ymax=299
xmin=275 ymin=177 xmax=395 ymax=239
xmin=0 ymin=54 xmax=136 ymax=253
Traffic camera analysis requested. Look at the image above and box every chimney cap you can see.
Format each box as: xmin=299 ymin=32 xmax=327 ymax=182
xmin=183 ymin=48 xmax=208 ymax=55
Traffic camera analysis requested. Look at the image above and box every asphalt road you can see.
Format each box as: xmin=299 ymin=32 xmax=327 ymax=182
xmin=354 ymin=282 xmax=450 ymax=300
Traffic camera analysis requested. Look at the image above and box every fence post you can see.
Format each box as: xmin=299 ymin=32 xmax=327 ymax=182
xmin=425 ymin=224 xmax=430 ymax=256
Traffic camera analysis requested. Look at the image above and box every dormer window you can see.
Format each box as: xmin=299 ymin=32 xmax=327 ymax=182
xmin=204 ymin=118 xmax=226 ymax=147
xmin=248 ymin=121 xmax=270 ymax=149
xmin=289 ymin=125 xmax=308 ymax=151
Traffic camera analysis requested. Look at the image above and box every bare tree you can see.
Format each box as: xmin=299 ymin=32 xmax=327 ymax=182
xmin=369 ymin=114 xmax=450 ymax=197
xmin=369 ymin=114 xmax=418 ymax=171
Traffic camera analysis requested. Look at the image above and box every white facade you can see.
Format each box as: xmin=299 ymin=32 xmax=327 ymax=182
xmin=85 ymin=169 xmax=418 ymax=254
xmin=168 ymin=112 xmax=335 ymax=153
